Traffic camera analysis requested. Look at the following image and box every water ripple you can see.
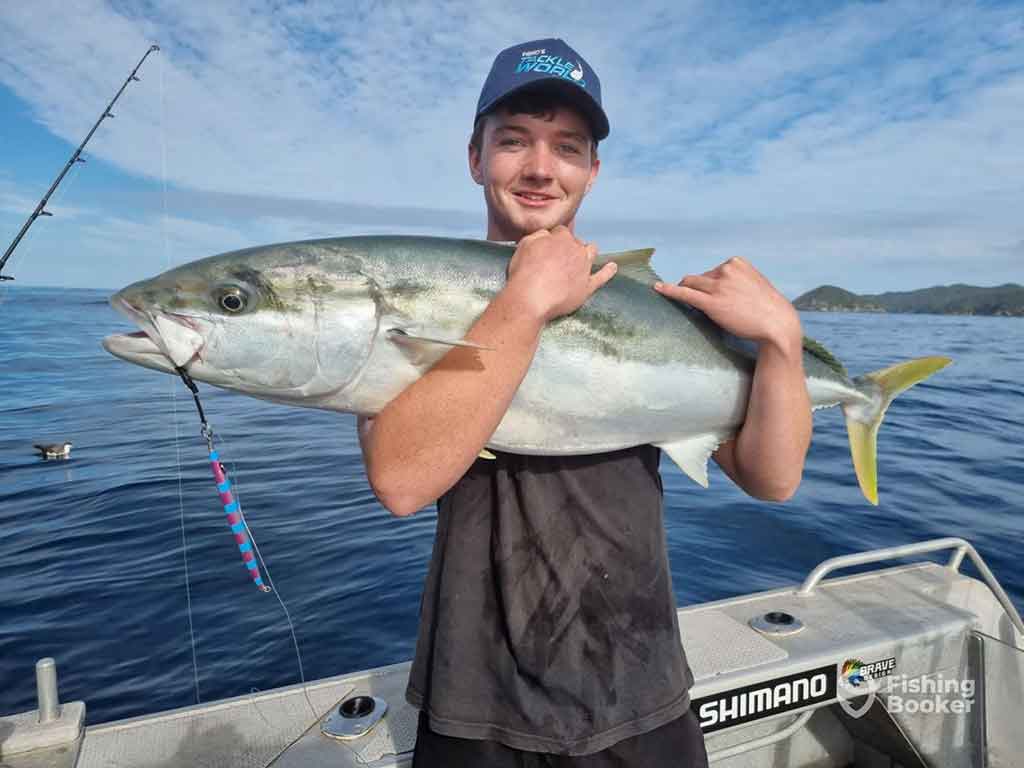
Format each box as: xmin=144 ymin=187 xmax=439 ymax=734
xmin=0 ymin=289 xmax=1020 ymax=723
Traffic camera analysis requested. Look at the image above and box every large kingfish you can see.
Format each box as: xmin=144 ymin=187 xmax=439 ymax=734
xmin=103 ymin=236 xmax=950 ymax=504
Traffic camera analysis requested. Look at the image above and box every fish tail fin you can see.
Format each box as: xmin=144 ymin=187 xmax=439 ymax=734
xmin=842 ymin=356 xmax=951 ymax=505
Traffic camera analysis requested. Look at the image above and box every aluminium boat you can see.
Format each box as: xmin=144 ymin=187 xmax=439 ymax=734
xmin=2 ymin=537 xmax=1022 ymax=767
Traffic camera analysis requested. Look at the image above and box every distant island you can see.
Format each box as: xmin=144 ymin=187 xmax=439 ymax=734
xmin=793 ymin=283 xmax=1024 ymax=317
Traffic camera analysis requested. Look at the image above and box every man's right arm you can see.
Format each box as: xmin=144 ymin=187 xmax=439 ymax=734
xmin=358 ymin=227 xmax=617 ymax=517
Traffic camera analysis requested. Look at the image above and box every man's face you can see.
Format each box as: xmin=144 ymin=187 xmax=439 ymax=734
xmin=469 ymin=104 xmax=600 ymax=242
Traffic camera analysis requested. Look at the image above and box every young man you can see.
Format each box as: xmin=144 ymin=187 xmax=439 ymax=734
xmin=359 ymin=39 xmax=812 ymax=766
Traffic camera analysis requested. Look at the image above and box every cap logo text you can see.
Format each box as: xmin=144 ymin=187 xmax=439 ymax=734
xmin=515 ymin=54 xmax=586 ymax=87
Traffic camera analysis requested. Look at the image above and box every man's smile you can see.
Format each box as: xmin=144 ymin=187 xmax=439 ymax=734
xmin=512 ymin=190 xmax=560 ymax=207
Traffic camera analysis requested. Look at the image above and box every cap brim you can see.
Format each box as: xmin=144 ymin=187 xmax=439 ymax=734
xmin=478 ymin=79 xmax=609 ymax=141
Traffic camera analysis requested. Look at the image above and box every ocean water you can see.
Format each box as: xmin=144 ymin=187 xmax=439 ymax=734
xmin=1 ymin=285 xmax=1021 ymax=724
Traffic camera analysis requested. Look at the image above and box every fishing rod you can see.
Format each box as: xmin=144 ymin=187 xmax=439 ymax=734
xmin=0 ymin=44 xmax=160 ymax=281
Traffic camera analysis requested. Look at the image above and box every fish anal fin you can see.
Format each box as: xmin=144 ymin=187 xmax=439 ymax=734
xmin=595 ymin=248 xmax=663 ymax=284
xmin=655 ymin=432 xmax=729 ymax=488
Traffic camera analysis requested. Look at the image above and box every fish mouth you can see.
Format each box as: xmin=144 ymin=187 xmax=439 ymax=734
xmin=102 ymin=330 xmax=180 ymax=375
xmin=104 ymin=294 xmax=208 ymax=372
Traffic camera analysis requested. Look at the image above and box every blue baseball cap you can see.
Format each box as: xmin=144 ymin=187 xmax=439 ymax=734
xmin=475 ymin=38 xmax=609 ymax=141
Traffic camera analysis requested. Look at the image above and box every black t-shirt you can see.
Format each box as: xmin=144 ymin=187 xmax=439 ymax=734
xmin=406 ymin=445 xmax=695 ymax=756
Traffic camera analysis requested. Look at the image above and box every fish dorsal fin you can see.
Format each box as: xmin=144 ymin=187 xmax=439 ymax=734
xmin=595 ymin=248 xmax=662 ymax=284
xmin=655 ymin=432 xmax=730 ymax=488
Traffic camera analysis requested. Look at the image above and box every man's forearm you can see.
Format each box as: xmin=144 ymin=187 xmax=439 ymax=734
xmin=728 ymin=337 xmax=812 ymax=501
xmin=361 ymin=288 xmax=544 ymax=516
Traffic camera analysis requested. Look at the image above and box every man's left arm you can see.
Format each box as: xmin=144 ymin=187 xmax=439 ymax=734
xmin=654 ymin=257 xmax=812 ymax=502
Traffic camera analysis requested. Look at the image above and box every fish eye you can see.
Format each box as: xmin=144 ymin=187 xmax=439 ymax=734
xmin=217 ymin=287 xmax=248 ymax=313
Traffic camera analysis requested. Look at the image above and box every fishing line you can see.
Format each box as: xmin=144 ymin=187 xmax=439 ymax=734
xmin=212 ymin=429 xmax=318 ymax=720
xmin=172 ymin=372 xmax=317 ymax=720
xmin=170 ymin=378 xmax=201 ymax=706
xmin=157 ymin=50 xmax=203 ymax=706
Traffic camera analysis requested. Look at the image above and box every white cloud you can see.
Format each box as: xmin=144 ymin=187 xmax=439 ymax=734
xmin=0 ymin=175 xmax=91 ymax=220
xmin=0 ymin=0 xmax=1021 ymax=292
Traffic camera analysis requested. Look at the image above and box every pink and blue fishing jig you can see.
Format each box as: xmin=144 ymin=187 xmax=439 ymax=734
xmin=209 ymin=445 xmax=269 ymax=591
xmin=176 ymin=365 xmax=271 ymax=592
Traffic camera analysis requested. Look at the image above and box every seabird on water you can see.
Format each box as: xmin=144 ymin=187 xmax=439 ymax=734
xmin=34 ymin=441 xmax=73 ymax=459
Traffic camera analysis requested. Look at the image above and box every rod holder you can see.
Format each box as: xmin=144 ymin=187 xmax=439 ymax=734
xmin=36 ymin=657 xmax=60 ymax=724
xmin=0 ymin=659 xmax=85 ymax=756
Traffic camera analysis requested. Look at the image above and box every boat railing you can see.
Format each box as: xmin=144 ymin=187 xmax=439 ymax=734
xmin=706 ymin=710 xmax=815 ymax=762
xmin=796 ymin=536 xmax=1024 ymax=636
xmin=706 ymin=537 xmax=1022 ymax=762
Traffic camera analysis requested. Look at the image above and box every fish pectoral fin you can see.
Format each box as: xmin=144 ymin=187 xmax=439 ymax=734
xmin=386 ymin=328 xmax=492 ymax=351
xmin=595 ymin=248 xmax=664 ymax=284
xmin=655 ymin=432 xmax=730 ymax=488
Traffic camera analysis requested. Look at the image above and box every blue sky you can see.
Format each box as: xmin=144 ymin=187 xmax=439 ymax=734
xmin=0 ymin=0 xmax=1021 ymax=296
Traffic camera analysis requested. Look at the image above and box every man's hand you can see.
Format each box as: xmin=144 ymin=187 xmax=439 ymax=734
xmin=654 ymin=256 xmax=811 ymax=502
xmin=505 ymin=226 xmax=618 ymax=323
xmin=653 ymin=256 xmax=801 ymax=353
xmin=359 ymin=226 xmax=618 ymax=517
